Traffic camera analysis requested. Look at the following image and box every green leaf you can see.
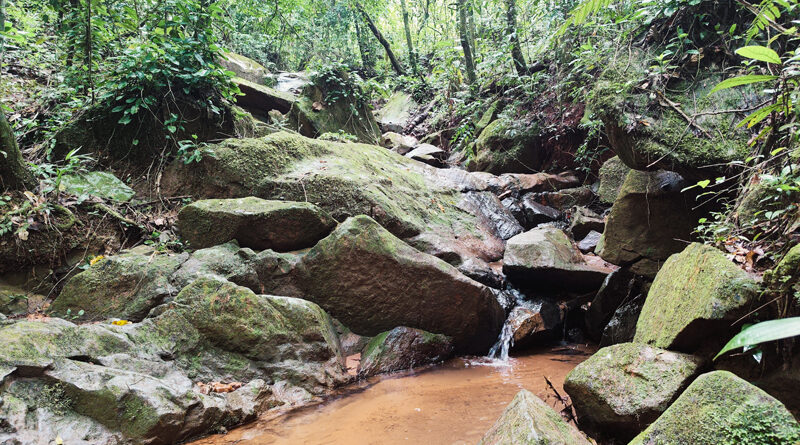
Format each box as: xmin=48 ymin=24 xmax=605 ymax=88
xmin=710 ymin=75 xmax=778 ymax=94
xmin=716 ymin=317 xmax=800 ymax=360
xmin=736 ymin=46 xmax=782 ymax=64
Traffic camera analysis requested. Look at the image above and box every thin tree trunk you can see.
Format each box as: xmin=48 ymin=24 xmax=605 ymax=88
xmin=0 ymin=110 xmax=35 ymax=191
xmin=457 ymin=0 xmax=475 ymax=84
xmin=354 ymin=16 xmax=375 ymax=75
xmin=0 ymin=0 xmax=5 ymax=65
xmin=400 ymin=0 xmax=418 ymax=74
xmin=355 ymin=2 xmax=405 ymax=75
xmin=467 ymin=0 xmax=477 ymax=60
xmin=84 ymin=0 xmax=94 ymax=102
xmin=505 ymin=0 xmax=528 ymax=76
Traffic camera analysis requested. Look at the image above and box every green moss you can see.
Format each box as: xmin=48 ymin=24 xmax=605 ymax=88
xmin=472 ymin=118 xmax=541 ymax=174
xmin=631 ymin=371 xmax=800 ymax=445
xmin=634 ymin=243 xmax=760 ymax=351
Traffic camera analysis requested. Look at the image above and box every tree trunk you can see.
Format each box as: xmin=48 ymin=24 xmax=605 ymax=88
xmin=467 ymin=0 xmax=477 ymax=61
xmin=355 ymin=2 xmax=405 ymax=75
xmin=505 ymin=0 xmax=528 ymax=76
xmin=354 ymin=16 xmax=375 ymax=75
xmin=400 ymin=0 xmax=418 ymax=74
xmin=0 ymin=110 xmax=35 ymax=191
xmin=84 ymin=0 xmax=94 ymax=102
xmin=457 ymin=0 xmax=475 ymax=84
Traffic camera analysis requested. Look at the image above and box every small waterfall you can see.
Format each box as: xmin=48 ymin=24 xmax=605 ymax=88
xmin=488 ymin=321 xmax=514 ymax=361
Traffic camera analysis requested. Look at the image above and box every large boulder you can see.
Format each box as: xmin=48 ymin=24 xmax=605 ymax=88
xmin=0 ymin=281 xmax=347 ymax=445
xmin=589 ymin=51 xmax=752 ymax=181
xmin=505 ymin=300 xmax=562 ymax=349
xmin=630 ymin=371 xmax=800 ymax=445
xmin=564 ymin=343 xmax=702 ymax=438
xmin=293 ymin=215 xmax=505 ymax=354
xmin=470 ymin=118 xmax=542 ymax=174
xmin=358 ymin=327 xmax=453 ymax=377
xmin=478 ymin=389 xmax=591 ymax=445
xmin=503 ymin=226 xmax=615 ymax=292
xmin=599 ymin=293 xmax=645 ymax=346
xmin=288 ymin=70 xmax=380 ymax=144
xmin=162 ymin=131 xmax=507 ymax=268
xmin=234 ymin=77 xmax=297 ymax=117
xmin=177 ymin=197 xmax=336 ymax=251
xmin=375 ymin=91 xmax=417 ymax=133
xmin=50 ymin=246 xmax=188 ymax=322
xmin=219 ymin=52 xmax=269 ymax=85
xmin=597 ymin=169 xmax=699 ymax=277
xmin=633 ymin=243 xmax=760 ymax=353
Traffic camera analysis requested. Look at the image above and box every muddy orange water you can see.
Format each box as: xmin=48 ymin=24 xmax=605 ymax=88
xmin=191 ymin=344 xmax=593 ymax=445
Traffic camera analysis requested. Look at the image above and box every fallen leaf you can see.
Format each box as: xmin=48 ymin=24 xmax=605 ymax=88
xmin=111 ymin=320 xmax=130 ymax=326
xmin=89 ymin=255 xmax=105 ymax=266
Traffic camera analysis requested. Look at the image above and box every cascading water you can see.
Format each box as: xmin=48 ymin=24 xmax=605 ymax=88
xmin=487 ymin=286 xmax=526 ymax=361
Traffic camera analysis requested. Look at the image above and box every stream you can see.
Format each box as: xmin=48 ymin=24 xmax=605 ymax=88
xmin=190 ymin=345 xmax=593 ymax=445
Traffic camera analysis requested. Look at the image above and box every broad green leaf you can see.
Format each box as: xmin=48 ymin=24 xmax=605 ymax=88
xmin=715 ymin=317 xmax=800 ymax=360
xmin=710 ymin=75 xmax=777 ymax=94
xmin=736 ymin=46 xmax=782 ymax=64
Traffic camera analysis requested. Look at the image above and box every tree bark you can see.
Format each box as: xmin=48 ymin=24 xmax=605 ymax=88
xmin=355 ymin=2 xmax=405 ymax=75
xmin=84 ymin=0 xmax=94 ymax=102
xmin=0 ymin=110 xmax=35 ymax=191
xmin=505 ymin=0 xmax=528 ymax=76
xmin=354 ymin=14 xmax=375 ymax=75
xmin=457 ymin=0 xmax=475 ymax=84
xmin=399 ymin=0 xmax=418 ymax=74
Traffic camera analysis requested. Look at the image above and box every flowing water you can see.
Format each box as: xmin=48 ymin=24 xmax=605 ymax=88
xmin=190 ymin=345 xmax=593 ymax=445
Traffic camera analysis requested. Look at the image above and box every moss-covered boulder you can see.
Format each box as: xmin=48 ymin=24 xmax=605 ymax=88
xmin=294 ymin=215 xmax=505 ymax=354
xmin=0 ymin=283 xmax=30 ymax=316
xmin=633 ymin=243 xmax=760 ymax=353
xmin=234 ymin=77 xmax=297 ymax=120
xmin=589 ymin=50 xmax=752 ymax=181
xmin=177 ymin=197 xmax=336 ymax=251
xmin=0 ymin=277 xmax=348 ymax=444
xmin=219 ymin=51 xmax=269 ymax=85
xmin=478 ymin=389 xmax=592 ymax=445
xmin=50 ymin=246 xmax=188 ymax=322
xmin=375 ymin=91 xmax=417 ymax=133
xmin=630 ymin=371 xmax=800 ymax=445
xmin=503 ymin=226 xmax=615 ymax=292
xmin=597 ymin=156 xmax=630 ymax=204
xmin=564 ymin=343 xmax=702 ymax=438
xmin=470 ymin=118 xmax=542 ymax=174
xmin=358 ymin=327 xmax=453 ymax=377
xmin=288 ymin=71 xmax=380 ymax=144
xmin=597 ymin=169 xmax=700 ymax=277
xmin=163 ymin=131 xmax=505 ymax=266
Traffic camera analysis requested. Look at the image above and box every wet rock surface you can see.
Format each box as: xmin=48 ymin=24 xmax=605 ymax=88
xmin=358 ymin=327 xmax=453 ymax=378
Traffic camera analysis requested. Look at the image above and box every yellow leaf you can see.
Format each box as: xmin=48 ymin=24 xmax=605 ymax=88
xmin=89 ymin=255 xmax=105 ymax=266
xmin=112 ymin=320 xmax=129 ymax=326
xmin=56 ymin=436 xmax=64 ymax=445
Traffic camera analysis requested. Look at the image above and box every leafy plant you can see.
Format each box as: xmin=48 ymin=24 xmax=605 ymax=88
xmin=716 ymin=317 xmax=800 ymax=359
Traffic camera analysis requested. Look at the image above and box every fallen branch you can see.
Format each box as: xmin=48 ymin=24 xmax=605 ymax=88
xmin=655 ymin=91 xmax=714 ymax=139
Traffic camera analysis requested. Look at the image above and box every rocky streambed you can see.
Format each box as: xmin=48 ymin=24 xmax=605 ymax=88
xmin=2 ymin=117 xmax=800 ymax=444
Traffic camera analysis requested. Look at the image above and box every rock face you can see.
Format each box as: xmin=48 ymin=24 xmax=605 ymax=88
xmin=564 ymin=343 xmax=702 ymax=438
xmin=177 ymin=197 xmax=336 ymax=251
xmin=0 ymin=278 xmax=347 ymax=444
xmin=0 ymin=284 xmax=30 ymax=316
xmin=163 ymin=132 xmax=507 ymax=270
xmin=478 ymin=389 xmax=591 ymax=445
xmin=584 ymin=268 xmax=647 ymax=342
xmin=220 ymin=52 xmax=269 ymax=84
xmin=568 ymin=207 xmax=604 ymax=240
xmin=288 ymin=71 xmax=380 ymax=144
xmin=630 ymin=371 xmax=800 ymax=445
xmin=471 ymin=118 xmax=542 ymax=174
xmin=599 ymin=293 xmax=645 ymax=346
xmin=358 ymin=327 xmax=453 ymax=377
xmin=506 ymin=300 xmax=562 ymax=349
xmin=50 ymin=246 xmax=188 ymax=322
xmin=597 ymin=169 xmax=698 ymax=277
xmin=293 ymin=216 xmax=505 ymax=354
xmin=381 ymin=131 xmax=418 ymax=154
xmin=234 ymin=77 xmax=297 ymax=117
xmin=375 ymin=91 xmax=417 ymax=133
xmin=597 ymin=156 xmax=629 ymax=204
xmin=503 ymin=226 xmax=614 ymax=292
xmin=634 ymin=243 xmax=760 ymax=353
